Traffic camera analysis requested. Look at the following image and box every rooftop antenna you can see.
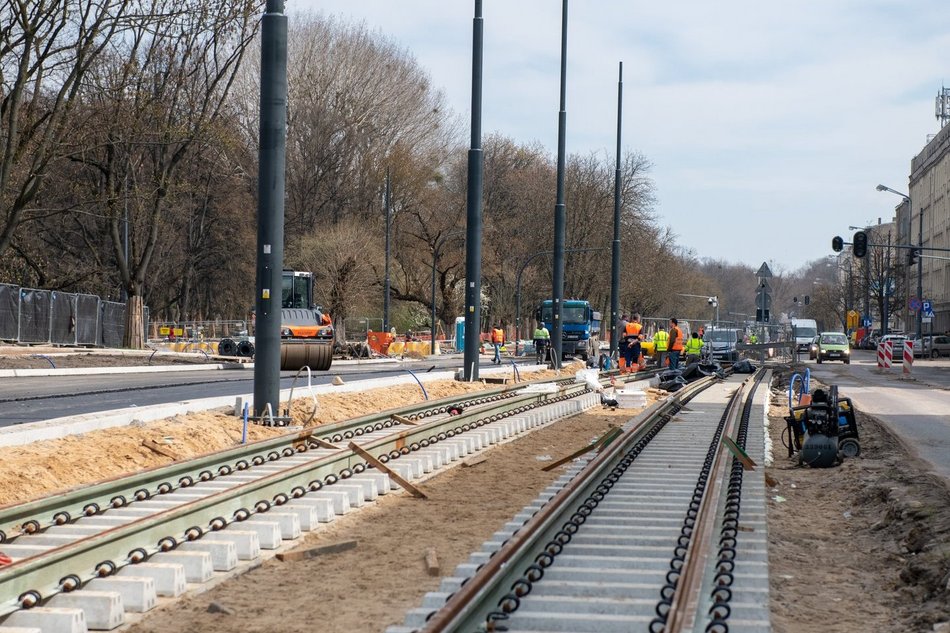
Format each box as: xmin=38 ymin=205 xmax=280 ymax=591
xmin=936 ymin=85 xmax=950 ymax=128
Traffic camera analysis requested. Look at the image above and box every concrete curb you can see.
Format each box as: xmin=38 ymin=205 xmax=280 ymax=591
xmin=0 ymin=363 xmax=548 ymax=448
xmin=0 ymin=356 xmax=411 ymax=378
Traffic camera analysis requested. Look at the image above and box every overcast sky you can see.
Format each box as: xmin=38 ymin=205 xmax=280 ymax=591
xmin=291 ymin=1 xmax=949 ymax=272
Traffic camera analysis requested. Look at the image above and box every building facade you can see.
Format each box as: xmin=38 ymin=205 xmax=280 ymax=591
xmin=907 ymin=122 xmax=950 ymax=335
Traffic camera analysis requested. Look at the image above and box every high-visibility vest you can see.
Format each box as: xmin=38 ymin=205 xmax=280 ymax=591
xmin=491 ymin=328 xmax=504 ymax=343
xmin=653 ymin=330 xmax=669 ymax=351
xmin=685 ymin=337 xmax=703 ymax=355
xmin=670 ymin=326 xmax=684 ymax=351
xmin=534 ymin=327 xmax=550 ymax=340
xmin=625 ymin=322 xmax=642 ymax=339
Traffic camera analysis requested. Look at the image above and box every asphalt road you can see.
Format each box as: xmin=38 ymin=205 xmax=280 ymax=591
xmin=0 ymin=357 xmax=530 ymax=428
xmin=804 ymin=349 xmax=950 ymax=481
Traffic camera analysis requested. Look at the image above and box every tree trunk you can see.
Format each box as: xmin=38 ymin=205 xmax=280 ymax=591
xmin=124 ymin=295 xmax=145 ymax=349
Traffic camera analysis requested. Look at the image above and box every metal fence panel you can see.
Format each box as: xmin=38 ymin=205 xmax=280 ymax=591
xmin=76 ymin=294 xmax=100 ymax=345
xmin=0 ymin=283 xmax=18 ymax=340
xmin=50 ymin=292 xmax=78 ymax=345
xmin=100 ymin=301 xmax=126 ymax=348
xmin=18 ymin=288 xmax=52 ymax=343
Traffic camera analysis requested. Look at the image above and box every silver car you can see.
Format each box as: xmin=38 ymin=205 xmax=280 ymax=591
xmin=923 ymin=335 xmax=950 ymax=358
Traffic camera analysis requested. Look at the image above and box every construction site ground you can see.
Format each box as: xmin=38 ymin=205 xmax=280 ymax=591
xmin=1 ymin=354 xmax=948 ymax=632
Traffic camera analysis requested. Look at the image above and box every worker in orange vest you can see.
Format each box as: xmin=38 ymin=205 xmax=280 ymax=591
xmin=622 ymin=314 xmax=643 ymax=373
xmin=490 ymin=324 xmax=505 ymax=364
xmin=668 ymin=318 xmax=684 ymax=369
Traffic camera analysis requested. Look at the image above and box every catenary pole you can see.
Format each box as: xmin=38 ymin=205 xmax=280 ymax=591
xmin=610 ymin=61 xmax=623 ymax=358
xmin=916 ymin=207 xmax=923 ymax=341
xmin=383 ymin=168 xmax=391 ymax=332
xmin=551 ymin=0 xmax=569 ymax=369
xmin=253 ymin=0 xmax=288 ymax=418
xmin=462 ymin=0 xmax=484 ymax=381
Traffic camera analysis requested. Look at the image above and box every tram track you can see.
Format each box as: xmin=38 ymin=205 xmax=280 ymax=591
xmin=0 ymin=368 xmax=657 ymax=631
xmin=389 ymin=368 xmax=771 ymax=633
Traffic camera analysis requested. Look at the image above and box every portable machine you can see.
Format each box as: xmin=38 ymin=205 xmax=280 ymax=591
xmin=785 ymin=384 xmax=860 ymax=467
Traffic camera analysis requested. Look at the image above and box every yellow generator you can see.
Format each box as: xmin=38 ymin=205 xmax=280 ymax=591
xmin=278 ymin=270 xmax=333 ymax=371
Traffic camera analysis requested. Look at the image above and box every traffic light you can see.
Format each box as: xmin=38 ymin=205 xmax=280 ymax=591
xmin=804 ymin=295 xmax=810 ymax=305
xmin=852 ymin=231 xmax=868 ymax=258
xmin=907 ymin=247 xmax=920 ymax=266
xmin=832 ymin=236 xmax=844 ymax=252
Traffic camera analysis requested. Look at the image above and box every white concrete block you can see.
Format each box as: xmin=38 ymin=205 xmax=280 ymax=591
xmin=341 ymin=476 xmax=379 ymax=501
xmin=306 ymin=491 xmax=350 ymax=515
xmin=0 ymin=626 xmax=44 ymax=633
xmin=118 ymin=563 xmax=185 ymax=597
xmin=177 ymin=539 xmax=238 ymax=571
xmin=45 ymin=525 xmax=105 ymax=537
xmin=3 ymin=607 xmax=85 ymax=633
xmin=76 ymin=517 xmax=134 ymax=528
xmin=352 ymin=472 xmax=392 ymax=494
xmin=48 ymin=590 xmax=124 ymax=630
xmin=280 ymin=504 xmax=319 ymax=531
xmin=261 ymin=512 xmax=301 ymax=539
xmin=151 ymin=550 xmax=213 ymax=583
xmin=18 ymin=534 xmax=79 ymax=547
xmin=0 ymin=544 xmax=53 ymax=559
xmin=384 ymin=461 xmax=416 ymax=481
xmin=416 ymin=449 xmax=443 ymax=469
xmin=104 ymin=508 xmax=155 ymax=519
xmin=328 ymin=484 xmax=365 ymax=508
xmin=198 ymin=531 xmax=260 ymax=560
xmin=232 ymin=520 xmax=282 ymax=549
xmin=86 ymin=577 xmax=156 ymax=613
xmin=289 ymin=497 xmax=336 ymax=522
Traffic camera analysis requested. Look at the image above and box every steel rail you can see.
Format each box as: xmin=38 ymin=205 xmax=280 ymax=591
xmin=417 ymin=373 xmax=723 ymax=633
xmin=662 ymin=375 xmax=751 ymax=632
xmin=0 ymin=373 xmax=628 ymax=617
xmin=0 ymin=370 xmax=648 ymax=543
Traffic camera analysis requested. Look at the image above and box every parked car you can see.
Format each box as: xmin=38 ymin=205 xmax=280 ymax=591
xmin=808 ymin=335 xmax=819 ymax=360
xmin=923 ymin=335 xmax=950 ymax=358
xmin=815 ymin=332 xmax=851 ymax=364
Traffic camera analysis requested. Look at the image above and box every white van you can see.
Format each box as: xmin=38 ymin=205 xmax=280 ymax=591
xmin=790 ymin=318 xmax=818 ymax=351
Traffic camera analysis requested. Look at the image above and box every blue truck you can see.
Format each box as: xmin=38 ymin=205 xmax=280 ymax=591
xmin=536 ymin=299 xmax=602 ymax=362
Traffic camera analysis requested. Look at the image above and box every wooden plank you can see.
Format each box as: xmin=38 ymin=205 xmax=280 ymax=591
xmin=721 ymin=435 xmax=757 ymax=470
xmin=142 ymin=439 xmax=178 ymax=460
xmin=391 ymin=414 xmax=419 ymax=426
xmin=541 ymin=427 xmax=623 ymax=472
xmin=311 ymin=437 xmax=344 ymax=450
xmin=461 ymin=454 xmax=489 ymax=468
xmin=276 ymin=540 xmax=358 ymax=562
xmin=347 ymin=442 xmax=428 ymax=499
xmin=424 ymin=548 xmax=440 ymax=576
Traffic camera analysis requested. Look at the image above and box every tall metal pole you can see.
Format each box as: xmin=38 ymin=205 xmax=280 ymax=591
xmin=551 ymin=0 xmax=569 ymax=369
xmin=916 ymin=207 xmax=923 ymax=341
xmin=253 ymin=0 xmax=288 ymax=418
xmin=882 ymin=232 xmax=891 ymax=336
xmin=383 ymin=168 xmax=392 ymax=332
xmin=431 ymin=243 xmax=438 ymax=357
xmin=610 ymin=61 xmax=623 ymax=358
xmin=462 ymin=0 xmax=484 ymax=381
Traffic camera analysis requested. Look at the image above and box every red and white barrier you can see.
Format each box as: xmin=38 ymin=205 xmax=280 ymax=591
xmin=903 ymin=341 xmax=914 ymax=374
xmin=877 ymin=341 xmax=893 ymax=369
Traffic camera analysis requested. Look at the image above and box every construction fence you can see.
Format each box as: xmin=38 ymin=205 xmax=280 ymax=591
xmin=0 ymin=283 xmax=147 ymax=347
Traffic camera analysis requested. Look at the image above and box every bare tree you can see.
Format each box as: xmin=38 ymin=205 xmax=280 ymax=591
xmin=64 ymin=0 xmax=260 ymax=346
xmin=0 ymin=0 xmax=131 ymax=259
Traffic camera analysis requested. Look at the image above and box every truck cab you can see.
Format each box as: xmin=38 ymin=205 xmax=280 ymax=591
xmin=790 ymin=318 xmax=818 ymax=351
xmin=537 ymin=300 xmax=601 ymax=362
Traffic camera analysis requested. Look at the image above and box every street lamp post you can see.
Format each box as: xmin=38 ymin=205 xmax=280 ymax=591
xmin=431 ymin=231 xmax=465 ymax=355
xmin=877 ymin=184 xmax=919 ymax=340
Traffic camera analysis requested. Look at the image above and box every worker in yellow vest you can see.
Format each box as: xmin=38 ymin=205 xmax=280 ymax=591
xmin=685 ymin=331 xmax=704 ymax=365
xmin=652 ymin=324 xmax=669 ymax=367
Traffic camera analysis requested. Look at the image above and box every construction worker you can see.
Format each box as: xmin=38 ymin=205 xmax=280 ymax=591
xmin=652 ymin=324 xmax=669 ymax=367
xmin=668 ymin=318 xmax=684 ymax=369
xmin=491 ymin=324 xmax=505 ymax=364
xmin=749 ymin=331 xmax=758 ymax=344
xmin=533 ymin=322 xmax=550 ymax=365
xmin=685 ymin=331 xmax=704 ymax=365
xmin=622 ymin=313 xmax=643 ymax=372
